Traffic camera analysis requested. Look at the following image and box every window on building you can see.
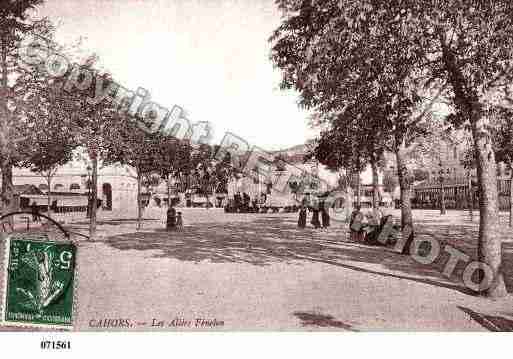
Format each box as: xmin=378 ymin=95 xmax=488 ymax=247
xmin=70 ymin=183 xmax=81 ymax=191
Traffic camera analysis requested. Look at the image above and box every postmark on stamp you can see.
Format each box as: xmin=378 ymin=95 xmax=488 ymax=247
xmin=1 ymin=233 xmax=76 ymax=329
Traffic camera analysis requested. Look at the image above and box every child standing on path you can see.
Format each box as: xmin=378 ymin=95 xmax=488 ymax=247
xmin=176 ymin=212 xmax=183 ymax=231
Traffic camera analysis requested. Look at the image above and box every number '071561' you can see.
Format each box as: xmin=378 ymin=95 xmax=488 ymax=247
xmin=40 ymin=340 xmax=71 ymax=350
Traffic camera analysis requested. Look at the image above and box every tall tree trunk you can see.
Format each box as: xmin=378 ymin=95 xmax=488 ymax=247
xmin=1 ymin=163 xmax=15 ymax=220
xmin=204 ymin=176 xmax=212 ymax=209
xmin=468 ymin=171 xmax=474 ymax=222
xmin=395 ymin=144 xmax=414 ymax=255
xmin=338 ymin=169 xmax=346 ymax=191
xmin=371 ymin=158 xmax=379 ymax=209
xmin=137 ymin=171 xmax=142 ymax=230
xmin=345 ymin=168 xmax=351 ymax=192
xmin=509 ymin=168 xmax=512 ymax=228
xmin=167 ymin=174 xmax=172 ymax=207
xmin=0 ymin=33 xmax=16 ymax=223
xmin=356 ymin=172 xmax=361 ymax=208
xmin=345 ymin=168 xmax=352 ymax=207
xmin=354 ymin=157 xmax=361 ymax=208
xmin=470 ymin=113 xmax=506 ymax=297
xmin=440 ymin=177 xmax=446 ymax=215
xmin=89 ymin=156 xmax=98 ymax=240
xmin=439 ymin=31 xmax=507 ymax=297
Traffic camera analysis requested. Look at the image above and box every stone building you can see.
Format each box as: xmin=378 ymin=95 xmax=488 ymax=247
xmin=5 ymin=160 xmax=138 ymax=215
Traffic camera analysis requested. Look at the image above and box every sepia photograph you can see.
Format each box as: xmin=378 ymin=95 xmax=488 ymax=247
xmin=0 ymin=0 xmax=513 ymax=354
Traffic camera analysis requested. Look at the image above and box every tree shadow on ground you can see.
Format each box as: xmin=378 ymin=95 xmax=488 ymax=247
xmin=293 ymin=311 xmax=358 ymax=331
xmin=414 ymin=220 xmax=513 ymax=294
xmin=500 ymin=243 xmax=513 ymax=293
xmin=458 ymin=306 xmax=513 ymax=331
xmin=102 ymin=215 xmax=512 ymax=297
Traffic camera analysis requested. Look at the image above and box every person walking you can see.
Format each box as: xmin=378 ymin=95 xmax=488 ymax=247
xmin=310 ymin=195 xmax=321 ymax=229
xmin=176 ymin=212 xmax=183 ymax=231
xmin=320 ymin=198 xmax=331 ymax=228
xmin=31 ymin=201 xmax=40 ymax=222
xmin=298 ymin=204 xmax=307 ymax=228
xmin=300 ymin=192 xmax=311 ymax=225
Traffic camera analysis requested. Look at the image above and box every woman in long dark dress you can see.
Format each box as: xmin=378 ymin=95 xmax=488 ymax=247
xmin=320 ymin=200 xmax=330 ymax=228
xmin=310 ymin=196 xmax=321 ymax=229
xmin=299 ymin=193 xmax=311 ymax=228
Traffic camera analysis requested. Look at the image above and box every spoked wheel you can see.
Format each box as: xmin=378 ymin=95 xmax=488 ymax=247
xmin=0 ymin=211 xmax=71 ymax=242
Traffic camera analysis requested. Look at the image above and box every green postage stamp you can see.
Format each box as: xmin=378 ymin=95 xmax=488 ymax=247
xmin=1 ymin=233 xmax=76 ymax=329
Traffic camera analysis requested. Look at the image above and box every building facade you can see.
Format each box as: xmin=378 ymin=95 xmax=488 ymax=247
xmin=5 ymin=160 xmax=138 ymax=215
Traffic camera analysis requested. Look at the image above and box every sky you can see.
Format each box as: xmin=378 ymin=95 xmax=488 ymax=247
xmin=36 ymin=0 xmax=317 ymax=151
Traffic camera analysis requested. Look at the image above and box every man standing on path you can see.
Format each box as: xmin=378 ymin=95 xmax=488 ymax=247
xmin=320 ymin=197 xmax=330 ymax=229
xmin=166 ymin=205 xmax=176 ymax=231
xmin=310 ymin=194 xmax=321 ymax=229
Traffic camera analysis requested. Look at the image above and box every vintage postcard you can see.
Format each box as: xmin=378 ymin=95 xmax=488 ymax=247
xmin=1 ymin=0 xmax=513 ymax=352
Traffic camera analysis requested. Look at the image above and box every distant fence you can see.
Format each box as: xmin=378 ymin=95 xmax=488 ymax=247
xmin=413 ymin=178 xmax=511 ymax=211
xmin=20 ymin=201 xmax=102 ymax=214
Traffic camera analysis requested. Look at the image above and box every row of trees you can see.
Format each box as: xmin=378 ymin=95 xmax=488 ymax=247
xmin=0 ymin=1 xmax=236 ymax=236
xmin=270 ymin=0 xmax=513 ymax=298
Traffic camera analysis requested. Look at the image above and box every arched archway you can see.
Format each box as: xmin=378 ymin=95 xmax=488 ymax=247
xmin=102 ymin=183 xmax=112 ymax=210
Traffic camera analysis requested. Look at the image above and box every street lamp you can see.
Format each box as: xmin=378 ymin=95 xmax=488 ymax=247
xmin=86 ymin=165 xmax=92 ymax=218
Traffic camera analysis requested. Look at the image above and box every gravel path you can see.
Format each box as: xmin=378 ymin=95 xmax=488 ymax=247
xmin=67 ymin=209 xmax=513 ymax=331
xmin=1 ymin=208 xmax=512 ymax=331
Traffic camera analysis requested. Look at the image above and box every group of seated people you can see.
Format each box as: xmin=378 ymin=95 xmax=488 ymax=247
xmin=349 ymin=207 xmax=399 ymax=246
